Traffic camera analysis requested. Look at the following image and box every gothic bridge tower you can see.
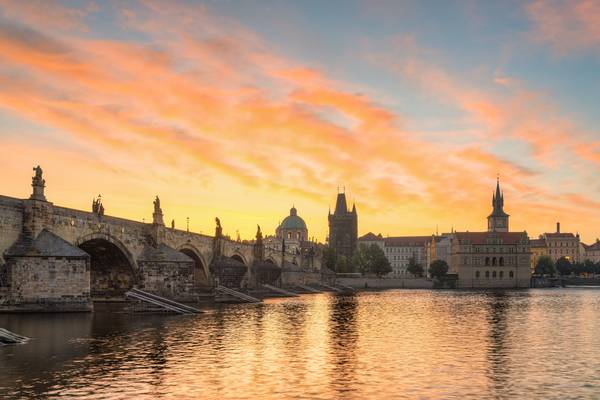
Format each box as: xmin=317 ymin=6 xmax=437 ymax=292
xmin=328 ymin=189 xmax=358 ymax=260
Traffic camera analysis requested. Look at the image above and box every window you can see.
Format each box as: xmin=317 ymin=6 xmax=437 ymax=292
xmin=492 ymin=257 xmax=497 ymax=266
xmin=492 ymin=271 xmax=497 ymax=278
xmin=509 ymin=271 xmax=514 ymax=278
xmin=485 ymin=257 xmax=490 ymax=266
xmin=499 ymin=257 xmax=504 ymax=266
xmin=485 ymin=271 xmax=490 ymax=278
xmin=287 ymin=232 xmax=291 ymax=239
xmin=476 ymin=271 xmax=480 ymax=278
xmin=499 ymin=271 xmax=504 ymax=278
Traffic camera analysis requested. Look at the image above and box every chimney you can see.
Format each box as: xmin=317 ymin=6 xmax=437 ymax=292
xmin=557 ymin=222 xmax=560 ymax=233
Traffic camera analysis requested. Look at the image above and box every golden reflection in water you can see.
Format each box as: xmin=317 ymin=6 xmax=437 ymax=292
xmin=3 ymin=289 xmax=600 ymax=399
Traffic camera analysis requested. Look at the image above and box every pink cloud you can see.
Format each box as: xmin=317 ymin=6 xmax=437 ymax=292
xmin=528 ymin=0 xmax=600 ymax=54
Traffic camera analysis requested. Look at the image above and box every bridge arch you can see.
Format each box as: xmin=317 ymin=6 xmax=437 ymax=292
xmin=265 ymin=257 xmax=278 ymax=266
xmin=229 ymin=252 xmax=248 ymax=266
xmin=76 ymin=233 xmax=138 ymax=300
xmin=177 ymin=244 xmax=211 ymax=287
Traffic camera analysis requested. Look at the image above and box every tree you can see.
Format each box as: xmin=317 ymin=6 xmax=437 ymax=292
xmin=534 ymin=255 xmax=556 ymax=277
xmin=322 ymin=246 xmax=337 ymax=272
xmin=429 ymin=260 xmax=449 ymax=278
xmin=365 ymin=243 xmax=392 ymax=277
xmin=556 ymin=257 xmax=572 ymax=276
xmin=583 ymin=260 xmax=595 ymax=276
xmin=351 ymin=244 xmax=369 ymax=275
xmin=572 ymin=262 xmax=585 ymax=276
xmin=406 ymin=256 xmax=424 ymax=277
xmin=335 ymin=255 xmax=352 ymax=273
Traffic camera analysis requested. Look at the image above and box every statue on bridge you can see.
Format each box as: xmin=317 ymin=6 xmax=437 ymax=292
xmin=152 ymin=196 xmax=164 ymax=225
xmin=33 ymin=165 xmax=43 ymax=182
xmin=30 ymin=165 xmax=47 ymax=201
xmin=256 ymin=224 xmax=263 ymax=242
xmin=154 ymin=196 xmax=162 ymax=214
xmin=92 ymin=194 xmax=104 ymax=216
xmin=215 ymin=217 xmax=222 ymax=238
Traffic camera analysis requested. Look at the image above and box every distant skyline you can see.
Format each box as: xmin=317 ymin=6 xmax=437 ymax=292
xmin=0 ymin=0 xmax=599 ymax=242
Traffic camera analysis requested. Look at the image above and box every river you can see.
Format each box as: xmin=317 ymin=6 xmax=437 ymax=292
xmin=2 ymin=288 xmax=600 ymax=399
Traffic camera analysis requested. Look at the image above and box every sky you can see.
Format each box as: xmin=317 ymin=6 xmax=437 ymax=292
xmin=0 ymin=0 xmax=599 ymax=243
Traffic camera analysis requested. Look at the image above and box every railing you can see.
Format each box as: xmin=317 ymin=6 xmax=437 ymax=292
xmin=0 ymin=328 xmax=29 ymax=345
xmin=215 ymin=285 xmax=261 ymax=303
xmin=125 ymin=288 xmax=201 ymax=314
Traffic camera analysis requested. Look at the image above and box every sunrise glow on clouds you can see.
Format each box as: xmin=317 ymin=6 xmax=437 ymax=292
xmin=0 ymin=0 xmax=599 ymax=242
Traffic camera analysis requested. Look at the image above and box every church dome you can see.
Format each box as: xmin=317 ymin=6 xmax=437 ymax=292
xmin=280 ymin=207 xmax=307 ymax=230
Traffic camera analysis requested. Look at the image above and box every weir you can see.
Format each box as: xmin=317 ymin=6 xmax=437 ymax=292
xmin=125 ymin=288 xmax=201 ymax=314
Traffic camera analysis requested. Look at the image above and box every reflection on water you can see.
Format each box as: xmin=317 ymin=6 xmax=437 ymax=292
xmin=2 ymin=289 xmax=600 ymax=399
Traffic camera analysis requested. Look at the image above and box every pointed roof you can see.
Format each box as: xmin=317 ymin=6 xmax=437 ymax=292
xmin=334 ymin=192 xmax=348 ymax=215
xmin=489 ymin=177 xmax=509 ymax=217
xmin=5 ymin=229 xmax=88 ymax=258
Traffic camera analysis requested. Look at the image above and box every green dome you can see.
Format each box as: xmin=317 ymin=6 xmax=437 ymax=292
xmin=280 ymin=207 xmax=307 ymax=230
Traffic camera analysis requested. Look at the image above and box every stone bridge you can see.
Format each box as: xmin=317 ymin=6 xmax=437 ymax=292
xmin=0 ymin=167 xmax=325 ymax=311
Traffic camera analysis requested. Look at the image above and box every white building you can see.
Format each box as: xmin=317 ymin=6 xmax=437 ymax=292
xmin=358 ymin=233 xmax=430 ymax=277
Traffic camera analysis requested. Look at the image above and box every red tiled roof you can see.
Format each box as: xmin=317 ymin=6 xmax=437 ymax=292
xmin=358 ymin=232 xmax=383 ymax=241
xmin=384 ymin=236 xmax=431 ymax=247
xmin=585 ymin=241 xmax=600 ymax=251
xmin=529 ymin=239 xmax=547 ymax=248
xmin=453 ymin=231 xmax=528 ymax=245
xmin=545 ymin=232 xmax=577 ymax=239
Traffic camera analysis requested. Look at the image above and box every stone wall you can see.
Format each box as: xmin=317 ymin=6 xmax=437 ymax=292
xmin=139 ymin=260 xmax=196 ymax=301
xmin=336 ymin=277 xmax=434 ymax=289
xmin=4 ymin=256 xmax=92 ymax=312
xmin=0 ymin=196 xmax=23 ymax=265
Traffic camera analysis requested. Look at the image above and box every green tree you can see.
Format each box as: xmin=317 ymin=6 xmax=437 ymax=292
xmin=556 ymin=257 xmax=572 ymax=276
xmin=406 ymin=256 xmax=424 ymax=277
xmin=572 ymin=262 xmax=585 ymax=276
xmin=335 ymin=255 xmax=352 ymax=273
xmin=360 ymin=244 xmax=392 ymax=277
xmin=322 ymin=246 xmax=337 ymax=272
xmin=429 ymin=260 xmax=449 ymax=278
xmin=351 ymin=243 xmax=369 ymax=275
xmin=583 ymin=259 xmax=595 ymax=276
xmin=534 ymin=255 xmax=556 ymax=277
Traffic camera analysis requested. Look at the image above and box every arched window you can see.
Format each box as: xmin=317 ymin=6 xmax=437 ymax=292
xmin=499 ymin=271 xmax=504 ymax=278
xmin=297 ymin=232 xmax=301 ymax=240
xmin=509 ymin=271 xmax=514 ymax=278
xmin=485 ymin=271 xmax=490 ymax=278
xmin=499 ymin=257 xmax=504 ymax=266
xmin=492 ymin=257 xmax=497 ymax=266
xmin=287 ymin=232 xmax=291 ymax=239
xmin=485 ymin=257 xmax=490 ymax=266
xmin=475 ymin=271 xmax=480 ymax=278
xmin=492 ymin=271 xmax=497 ymax=278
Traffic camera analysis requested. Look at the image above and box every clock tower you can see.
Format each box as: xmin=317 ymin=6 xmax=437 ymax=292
xmin=487 ymin=177 xmax=509 ymax=232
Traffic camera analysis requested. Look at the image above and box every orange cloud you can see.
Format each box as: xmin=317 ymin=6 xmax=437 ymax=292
xmin=0 ymin=1 xmax=599 ymax=242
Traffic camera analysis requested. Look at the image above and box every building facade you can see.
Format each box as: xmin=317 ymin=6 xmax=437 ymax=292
xmin=426 ymin=235 xmax=452 ymax=276
xmin=358 ymin=233 xmax=430 ymax=277
xmin=529 ymin=238 xmax=547 ymax=272
xmin=449 ymin=178 xmax=531 ymax=288
xmin=449 ymin=231 xmax=531 ymax=288
xmin=582 ymin=240 xmax=600 ymax=263
xmin=328 ymin=191 xmax=358 ymax=259
xmin=542 ymin=223 xmax=581 ymax=263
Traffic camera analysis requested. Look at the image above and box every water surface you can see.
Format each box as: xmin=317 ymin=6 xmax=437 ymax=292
xmin=2 ymin=289 xmax=600 ymax=399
